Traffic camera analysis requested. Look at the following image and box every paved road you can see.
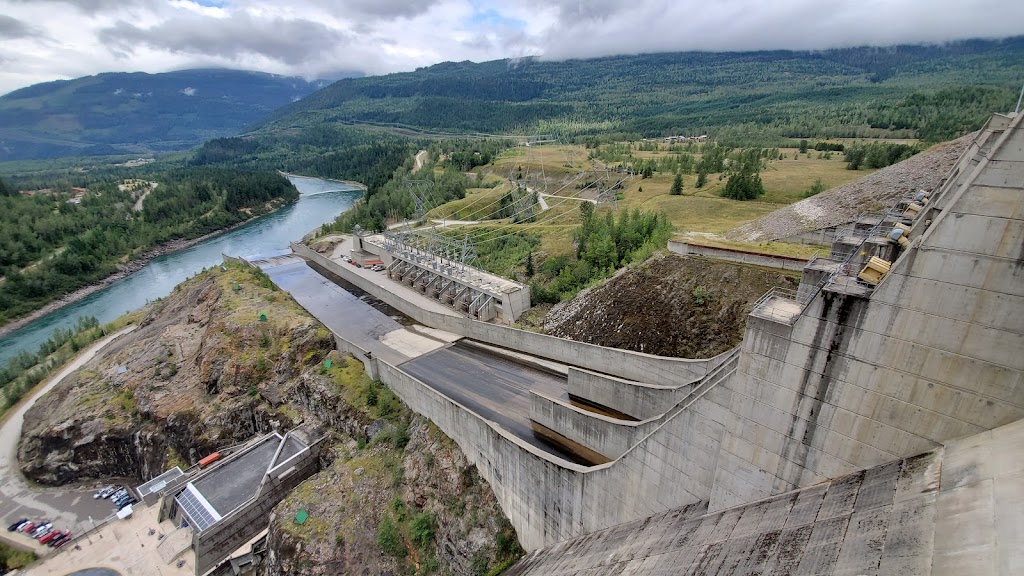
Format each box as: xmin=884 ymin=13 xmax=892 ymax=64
xmin=132 ymin=183 xmax=157 ymax=212
xmin=264 ymin=259 xmax=455 ymax=365
xmin=0 ymin=326 xmax=138 ymax=555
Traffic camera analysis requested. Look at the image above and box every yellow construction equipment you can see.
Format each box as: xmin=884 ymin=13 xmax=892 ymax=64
xmin=858 ymin=257 xmax=892 ymax=285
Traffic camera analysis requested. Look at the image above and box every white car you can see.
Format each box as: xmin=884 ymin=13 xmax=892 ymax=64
xmin=371 ymin=265 xmax=385 ymax=272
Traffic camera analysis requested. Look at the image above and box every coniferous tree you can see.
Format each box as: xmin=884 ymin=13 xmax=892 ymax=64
xmin=670 ymin=172 xmax=683 ymax=196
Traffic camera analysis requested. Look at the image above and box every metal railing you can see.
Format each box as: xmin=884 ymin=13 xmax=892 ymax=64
xmin=823 ymin=195 xmax=921 ymax=292
xmin=751 ymin=185 xmax=934 ymax=326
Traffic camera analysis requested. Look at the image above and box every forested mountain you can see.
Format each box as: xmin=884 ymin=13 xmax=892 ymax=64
xmin=0 ymin=69 xmax=344 ymax=161
xmin=259 ymin=38 xmax=1024 ymax=143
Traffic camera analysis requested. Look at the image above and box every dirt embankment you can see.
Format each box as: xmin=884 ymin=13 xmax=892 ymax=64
xmin=544 ymin=253 xmax=798 ymax=358
xmin=728 ymin=134 xmax=973 ymax=241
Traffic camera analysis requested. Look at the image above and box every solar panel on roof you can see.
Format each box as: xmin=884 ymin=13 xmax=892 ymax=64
xmin=175 ymin=484 xmax=221 ymax=532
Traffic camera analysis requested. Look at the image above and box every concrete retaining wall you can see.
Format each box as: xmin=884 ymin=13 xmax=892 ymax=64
xmin=529 ymin=391 xmax=661 ymax=460
xmin=373 ymin=359 xmax=589 ymax=550
xmin=567 ymin=367 xmax=692 ymax=420
xmin=667 ymin=240 xmax=808 ymax=271
xmin=293 ymin=243 xmax=729 ymax=386
xmin=332 ymin=334 xmax=378 ymax=380
xmin=317 ymin=319 xmax=746 ymax=549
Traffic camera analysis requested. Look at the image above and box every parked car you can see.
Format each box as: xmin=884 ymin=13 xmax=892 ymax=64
xmin=103 ymin=486 xmax=123 ymax=499
xmin=52 ymin=532 xmax=72 ymax=547
xmin=94 ymin=485 xmax=115 ymax=499
xmin=31 ymin=523 xmax=52 ymax=538
xmin=117 ymin=498 xmax=137 ymax=510
xmin=18 ymin=522 xmax=36 ymax=533
xmin=371 ymin=264 xmax=385 ymax=272
xmin=48 ymin=530 xmax=69 ymax=547
xmin=7 ymin=519 xmax=27 ymax=532
xmin=39 ymin=529 xmax=61 ymax=544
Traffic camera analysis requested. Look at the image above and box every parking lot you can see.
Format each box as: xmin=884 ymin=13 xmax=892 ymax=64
xmin=21 ymin=500 xmax=197 ymax=575
xmin=0 ymin=329 xmax=138 ymax=559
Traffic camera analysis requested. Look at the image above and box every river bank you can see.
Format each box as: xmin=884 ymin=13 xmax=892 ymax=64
xmin=0 ymin=177 xmax=361 ymax=367
xmin=278 ymin=171 xmax=368 ymax=191
xmin=0 ymin=204 xmax=284 ymax=340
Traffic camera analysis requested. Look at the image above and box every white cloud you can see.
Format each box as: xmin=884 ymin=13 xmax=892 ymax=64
xmin=0 ymin=0 xmax=1021 ymax=95
xmin=179 ymin=86 xmax=196 ymax=96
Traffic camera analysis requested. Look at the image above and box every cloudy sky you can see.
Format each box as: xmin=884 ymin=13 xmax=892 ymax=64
xmin=0 ymin=0 xmax=1022 ymax=94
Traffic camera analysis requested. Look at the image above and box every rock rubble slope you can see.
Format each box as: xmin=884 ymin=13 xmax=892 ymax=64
xmin=544 ymin=254 xmax=797 ymax=359
xmin=728 ymin=134 xmax=973 ymax=242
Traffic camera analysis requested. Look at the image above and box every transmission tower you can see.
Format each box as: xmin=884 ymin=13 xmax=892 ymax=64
xmin=405 ymin=179 xmax=435 ymax=219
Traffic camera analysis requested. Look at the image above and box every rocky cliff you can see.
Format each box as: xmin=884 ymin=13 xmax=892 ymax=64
xmin=262 ymin=354 xmax=522 ymax=576
xmin=17 ymin=263 xmax=338 ymax=484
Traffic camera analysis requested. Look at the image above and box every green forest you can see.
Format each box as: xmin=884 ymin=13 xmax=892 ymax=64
xmin=259 ymin=38 xmax=1024 ymax=144
xmin=0 ymin=169 xmax=297 ymax=324
xmin=193 ymin=126 xmax=414 ymax=192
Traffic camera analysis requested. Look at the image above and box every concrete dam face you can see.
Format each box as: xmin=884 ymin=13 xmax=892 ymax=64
xmin=275 ymin=112 xmax=1024 ymax=571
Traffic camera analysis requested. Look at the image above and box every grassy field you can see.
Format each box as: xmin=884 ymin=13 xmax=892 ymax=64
xmin=759 ymin=149 xmax=872 ymax=204
xmin=674 ymin=233 xmax=828 ymax=259
xmin=433 ymin=141 xmax=876 ymax=260
xmin=425 ymin=183 xmax=508 ymax=220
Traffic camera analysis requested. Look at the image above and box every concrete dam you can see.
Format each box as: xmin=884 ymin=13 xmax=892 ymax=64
xmin=261 ymin=111 xmax=1023 ymax=573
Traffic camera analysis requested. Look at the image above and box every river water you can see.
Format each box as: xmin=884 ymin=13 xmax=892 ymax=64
xmin=0 ymin=176 xmax=361 ymax=365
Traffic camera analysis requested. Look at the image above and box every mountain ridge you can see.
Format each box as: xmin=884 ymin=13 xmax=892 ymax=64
xmin=0 ymin=68 xmax=350 ymax=161
xmin=258 ymin=37 xmax=1024 ymax=143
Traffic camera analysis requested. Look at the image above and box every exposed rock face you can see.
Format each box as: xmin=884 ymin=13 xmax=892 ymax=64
xmin=262 ymin=415 xmax=521 ymax=576
xmin=17 ymin=265 xmax=338 ymax=485
xmin=544 ymin=253 xmax=797 ymax=358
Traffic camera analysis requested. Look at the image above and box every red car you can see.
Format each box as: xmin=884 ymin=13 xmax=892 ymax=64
xmin=48 ymin=530 xmax=69 ymax=546
xmin=52 ymin=532 xmax=72 ymax=548
xmin=39 ymin=529 xmax=60 ymax=544
xmin=18 ymin=522 xmax=35 ymax=533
